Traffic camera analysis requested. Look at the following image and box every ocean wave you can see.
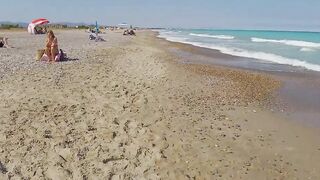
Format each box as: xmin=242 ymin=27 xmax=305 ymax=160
xmin=300 ymin=47 xmax=316 ymax=52
xmin=251 ymin=37 xmax=320 ymax=48
xmin=160 ymin=31 xmax=176 ymax=35
xmin=158 ymin=34 xmax=189 ymax=43
xmin=158 ymin=33 xmax=320 ymax=71
xmin=190 ymin=33 xmax=235 ymax=40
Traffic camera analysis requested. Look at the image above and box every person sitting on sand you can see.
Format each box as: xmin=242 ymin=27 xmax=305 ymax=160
xmin=44 ymin=30 xmax=59 ymax=62
xmin=123 ymin=30 xmax=129 ymax=36
xmin=129 ymin=29 xmax=136 ymax=36
xmin=0 ymin=37 xmax=10 ymax=48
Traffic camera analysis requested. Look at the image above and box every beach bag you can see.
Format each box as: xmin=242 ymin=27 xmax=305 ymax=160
xmin=36 ymin=49 xmax=45 ymax=60
xmin=55 ymin=50 xmax=62 ymax=61
xmin=55 ymin=49 xmax=67 ymax=61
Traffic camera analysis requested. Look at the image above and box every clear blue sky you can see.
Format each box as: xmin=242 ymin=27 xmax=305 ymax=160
xmin=1 ymin=0 xmax=320 ymax=31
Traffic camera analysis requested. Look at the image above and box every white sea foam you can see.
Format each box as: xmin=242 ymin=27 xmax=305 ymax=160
xmin=158 ymin=32 xmax=320 ymax=72
xmin=190 ymin=33 xmax=235 ymax=40
xmin=199 ymin=44 xmax=320 ymax=71
xmin=251 ymin=37 xmax=320 ymax=48
xmin=158 ymin=33 xmax=189 ymax=43
xmin=300 ymin=47 xmax=316 ymax=52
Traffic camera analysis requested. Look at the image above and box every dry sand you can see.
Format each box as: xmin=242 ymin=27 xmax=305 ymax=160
xmin=0 ymin=30 xmax=319 ymax=180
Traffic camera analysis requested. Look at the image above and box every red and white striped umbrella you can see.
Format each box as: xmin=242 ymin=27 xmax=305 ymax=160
xmin=31 ymin=18 xmax=50 ymax=26
xmin=28 ymin=18 xmax=50 ymax=34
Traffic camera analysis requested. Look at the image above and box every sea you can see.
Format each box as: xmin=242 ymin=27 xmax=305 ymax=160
xmin=157 ymin=29 xmax=320 ymax=72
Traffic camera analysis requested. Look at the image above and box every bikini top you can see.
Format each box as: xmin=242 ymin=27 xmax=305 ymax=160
xmin=47 ymin=37 xmax=58 ymax=47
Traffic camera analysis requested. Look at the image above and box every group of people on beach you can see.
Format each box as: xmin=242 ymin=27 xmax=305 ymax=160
xmin=123 ymin=29 xmax=136 ymax=36
xmin=1 ymin=30 xmax=59 ymax=62
xmin=2 ymin=25 xmax=134 ymax=61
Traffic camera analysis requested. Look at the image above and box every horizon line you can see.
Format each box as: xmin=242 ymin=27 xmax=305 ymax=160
xmin=1 ymin=20 xmax=320 ymax=33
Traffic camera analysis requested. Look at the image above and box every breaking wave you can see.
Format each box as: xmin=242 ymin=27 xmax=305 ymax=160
xmin=158 ymin=32 xmax=320 ymax=71
xmin=190 ymin=33 xmax=235 ymax=40
xmin=251 ymin=37 xmax=320 ymax=48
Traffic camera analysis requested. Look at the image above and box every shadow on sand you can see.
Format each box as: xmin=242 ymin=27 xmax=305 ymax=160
xmin=58 ymin=58 xmax=79 ymax=63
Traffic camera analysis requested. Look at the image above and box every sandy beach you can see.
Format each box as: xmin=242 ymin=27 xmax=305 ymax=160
xmin=0 ymin=30 xmax=320 ymax=179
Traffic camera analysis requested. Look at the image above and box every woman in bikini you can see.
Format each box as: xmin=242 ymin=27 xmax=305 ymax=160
xmin=45 ymin=30 xmax=59 ymax=61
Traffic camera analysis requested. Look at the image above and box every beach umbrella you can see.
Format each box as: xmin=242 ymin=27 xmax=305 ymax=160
xmin=28 ymin=18 xmax=50 ymax=34
xmin=95 ymin=21 xmax=99 ymax=33
xmin=32 ymin=18 xmax=50 ymax=26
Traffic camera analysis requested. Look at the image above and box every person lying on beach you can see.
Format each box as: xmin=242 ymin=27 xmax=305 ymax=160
xmin=0 ymin=37 xmax=10 ymax=48
xmin=44 ymin=30 xmax=59 ymax=61
xmin=89 ymin=33 xmax=105 ymax=42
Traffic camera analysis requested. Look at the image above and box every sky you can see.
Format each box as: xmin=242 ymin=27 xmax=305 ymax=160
xmin=1 ymin=0 xmax=320 ymax=31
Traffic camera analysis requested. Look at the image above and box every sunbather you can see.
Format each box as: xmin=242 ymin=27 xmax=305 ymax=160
xmin=44 ymin=30 xmax=59 ymax=62
xmin=89 ymin=33 xmax=105 ymax=42
xmin=123 ymin=30 xmax=129 ymax=35
xmin=0 ymin=37 xmax=10 ymax=48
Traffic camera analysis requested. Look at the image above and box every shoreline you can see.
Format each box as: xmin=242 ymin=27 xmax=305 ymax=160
xmin=148 ymin=31 xmax=320 ymax=179
xmin=155 ymin=32 xmax=320 ymax=128
xmin=156 ymin=29 xmax=320 ymax=72
xmin=0 ymin=30 xmax=319 ymax=179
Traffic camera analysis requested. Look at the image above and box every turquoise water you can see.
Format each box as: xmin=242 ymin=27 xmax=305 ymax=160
xmin=158 ymin=29 xmax=320 ymax=71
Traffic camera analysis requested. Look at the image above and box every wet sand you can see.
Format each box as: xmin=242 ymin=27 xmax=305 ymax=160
xmin=0 ymin=30 xmax=319 ymax=179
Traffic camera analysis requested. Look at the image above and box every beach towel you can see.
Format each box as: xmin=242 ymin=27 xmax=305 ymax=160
xmin=40 ymin=49 xmax=66 ymax=62
xmin=40 ymin=54 xmax=59 ymax=62
xmin=40 ymin=54 xmax=49 ymax=61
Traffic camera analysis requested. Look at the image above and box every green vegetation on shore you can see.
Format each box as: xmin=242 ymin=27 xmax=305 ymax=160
xmin=0 ymin=24 xmax=22 ymax=29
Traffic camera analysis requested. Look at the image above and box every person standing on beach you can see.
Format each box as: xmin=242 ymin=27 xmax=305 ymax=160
xmin=44 ymin=30 xmax=59 ymax=61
